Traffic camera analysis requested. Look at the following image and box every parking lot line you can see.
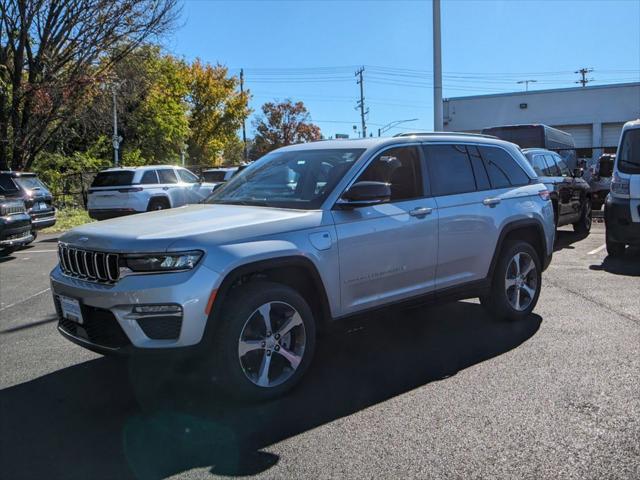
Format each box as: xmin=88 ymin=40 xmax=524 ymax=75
xmin=0 ymin=288 xmax=50 ymax=312
xmin=587 ymin=244 xmax=607 ymax=255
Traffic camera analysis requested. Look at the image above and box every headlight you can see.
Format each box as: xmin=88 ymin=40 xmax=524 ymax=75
xmin=123 ymin=251 xmax=203 ymax=273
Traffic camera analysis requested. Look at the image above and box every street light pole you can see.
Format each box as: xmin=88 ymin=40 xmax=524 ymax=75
xmin=432 ymin=0 xmax=443 ymax=131
xmin=111 ymin=85 xmax=122 ymax=167
xmin=378 ymin=118 xmax=419 ymax=137
xmin=517 ymin=79 xmax=537 ymax=92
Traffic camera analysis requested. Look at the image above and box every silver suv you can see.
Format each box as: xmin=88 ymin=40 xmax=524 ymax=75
xmin=51 ymin=134 xmax=555 ymax=400
xmin=87 ymin=165 xmax=217 ymax=220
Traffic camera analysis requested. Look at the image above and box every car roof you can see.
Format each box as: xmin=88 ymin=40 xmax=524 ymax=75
xmin=521 ymin=148 xmax=558 ymax=155
xmin=98 ymin=165 xmax=182 ymax=172
xmin=277 ymin=133 xmax=520 ymax=154
xmin=203 ymin=167 xmax=238 ymax=172
xmin=622 ymin=118 xmax=640 ymax=132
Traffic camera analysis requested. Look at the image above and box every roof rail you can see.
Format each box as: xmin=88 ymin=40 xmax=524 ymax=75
xmin=394 ymin=131 xmax=499 ymax=139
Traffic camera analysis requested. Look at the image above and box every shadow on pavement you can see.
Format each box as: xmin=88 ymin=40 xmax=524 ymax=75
xmin=590 ymin=247 xmax=640 ymax=276
xmin=553 ymin=229 xmax=588 ymax=252
xmin=0 ymin=301 xmax=541 ymax=479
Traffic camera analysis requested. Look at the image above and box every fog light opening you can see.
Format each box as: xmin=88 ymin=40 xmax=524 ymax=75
xmin=132 ymin=304 xmax=183 ymax=315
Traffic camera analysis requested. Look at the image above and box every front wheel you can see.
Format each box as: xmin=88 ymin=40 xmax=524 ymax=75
xmin=481 ymin=241 xmax=542 ymax=321
xmin=209 ymin=281 xmax=316 ymax=401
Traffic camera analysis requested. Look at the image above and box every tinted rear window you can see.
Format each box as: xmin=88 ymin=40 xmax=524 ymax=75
xmin=479 ymin=146 xmax=530 ymax=188
xmin=424 ymin=144 xmax=477 ymax=196
xmin=203 ymin=171 xmax=228 ymax=182
xmin=91 ymin=171 xmax=135 ymax=187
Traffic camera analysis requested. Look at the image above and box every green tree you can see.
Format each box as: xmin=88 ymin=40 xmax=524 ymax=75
xmin=187 ymin=60 xmax=250 ymax=166
xmin=251 ymin=100 xmax=321 ymax=159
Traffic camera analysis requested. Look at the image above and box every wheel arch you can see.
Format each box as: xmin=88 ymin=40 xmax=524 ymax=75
xmin=203 ymin=255 xmax=333 ymax=343
xmin=488 ymin=219 xmax=550 ymax=278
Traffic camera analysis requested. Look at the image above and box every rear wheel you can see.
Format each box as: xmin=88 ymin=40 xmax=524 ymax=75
xmin=209 ymin=281 xmax=316 ymax=401
xmin=573 ymin=198 xmax=592 ymax=234
xmin=147 ymin=198 xmax=170 ymax=211
xmin=606 ymin=234 xmax=626 ymax=257
xmin=481 ymin=241 xmax=542 ymax=321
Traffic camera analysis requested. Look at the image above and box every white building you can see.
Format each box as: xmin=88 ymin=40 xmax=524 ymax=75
xmin=443 ymin=82 xmax=640 ymax=162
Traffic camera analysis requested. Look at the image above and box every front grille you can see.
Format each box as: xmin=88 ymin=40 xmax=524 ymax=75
xmin=56 ymin=298 xmax=131 ymax=348
xmin=1 ymin=202 xmax=26 ymax=216
xmin=1 ymin=225 xmax=31 ymax=241
xmin=58 ymin=244 xmax=119 ymax=283
xmin=137 ymin=316 xmax=182 ymax=340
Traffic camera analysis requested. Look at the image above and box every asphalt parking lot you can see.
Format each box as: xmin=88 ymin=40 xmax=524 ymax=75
xmin=1 ymin=223 xmax=639 ymax=480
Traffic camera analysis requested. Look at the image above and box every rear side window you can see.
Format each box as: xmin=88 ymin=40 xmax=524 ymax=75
xmin=0 ymin=175 xmax=20 ymax=193
xmin=424 ymin=144 xmax=476 ymax=196
xmin=356 ymin=146 xmax=423 ymax=201
xmin=479 ymin=146 xmax=530 ymax=188
xmin=554 ymin=155 xmax=571 ymax=176
xmin=178 ymin=169 xmax=199 ymax=183
xmin=139 ymin=170 xmax=159 ymax=184
xmin=543 ymin=155 xmax=561 ymax=176
xmin=157 ymin=169 xmax=178 ymax=184
xmin=91 ymin=171 xmax=135 ymax=187
xmin=530 ymin=154 xmax=549 ymax=176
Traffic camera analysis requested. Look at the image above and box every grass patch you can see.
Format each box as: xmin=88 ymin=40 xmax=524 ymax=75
xmin=42 ymin=208 xmax=94 ymax=233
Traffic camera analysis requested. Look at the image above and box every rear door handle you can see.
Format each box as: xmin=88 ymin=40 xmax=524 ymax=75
xmin=483 ymin=197 xmax=501 ymax=207
xmin=409 ymin=207 xmax=433 ymax=217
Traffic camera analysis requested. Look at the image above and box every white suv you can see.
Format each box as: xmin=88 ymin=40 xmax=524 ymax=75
xmin=87 ymin=166 xmax=217 ymax=220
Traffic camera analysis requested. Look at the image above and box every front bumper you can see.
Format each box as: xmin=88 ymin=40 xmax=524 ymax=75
xmin=604 ymin=195 xmax=640 ymax=245
xmin=50 ymin=262 xmax=221 ymax=354
xmin=0 ymin=214 xmax=34 ymax=249
xmin=88 ymin=208 xmax=140 ymax=220
xmin=29 ymin=209 xmax=56 ymax=229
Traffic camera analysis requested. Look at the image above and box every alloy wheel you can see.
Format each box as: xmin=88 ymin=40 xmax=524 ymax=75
xmin=237 ymin=301 xmax=307 ymax=388
xmin=505 ymin=252 xmax=538 ymax=311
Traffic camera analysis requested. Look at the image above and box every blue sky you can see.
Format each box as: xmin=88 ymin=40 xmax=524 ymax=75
xmin=165 ymin=0 xmax=640 ymax=137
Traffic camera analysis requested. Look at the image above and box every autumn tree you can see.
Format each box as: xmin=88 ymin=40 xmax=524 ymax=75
xmin=187 ymin=61 xmax=250 ymax=165
xmin=251 ymin=100 xmax=321 ymax=159
xmin=0 ymin=0 xmax=178 ymax=171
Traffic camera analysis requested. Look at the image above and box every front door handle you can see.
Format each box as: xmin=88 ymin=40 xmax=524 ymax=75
xmin=483 ymin=197 xmax=501 ymax=207
xmin=162 ymin=187 xmax=169 ymax=191
xmin=409 ymin=206 xmax=433 ymax=217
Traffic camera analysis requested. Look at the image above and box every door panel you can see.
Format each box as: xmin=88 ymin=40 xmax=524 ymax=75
xmin=333 ymin=145 xmax=438 ymax=315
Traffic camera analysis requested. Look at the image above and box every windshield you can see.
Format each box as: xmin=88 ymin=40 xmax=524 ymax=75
xmin=15 ymin=176 xmax=48 ymax=191
xmin=202 ymin=171 xmax=228 ymax=182
xmin=618 ymin=128 xmax=640 ymax=174
xmin=206 ymin=148 xmax=365 ymax=209
xmin=91 ymin=171 xmax=135 ymax=187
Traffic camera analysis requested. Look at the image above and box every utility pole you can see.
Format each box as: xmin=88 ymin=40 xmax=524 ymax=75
xmin=517 ymin=79 xmax=537 ymax=91
xmin=432 ymin=0 xmax=443 ymax=131
xmin=575 ymin=67 xmax=594 ymax=87
xmin=240 ymin=68 xmax=248 ymax=161
xmin=111 ymin=84 xmax=122 ymax=167
xmin=355 ymin=67 xmax=368 ymax=138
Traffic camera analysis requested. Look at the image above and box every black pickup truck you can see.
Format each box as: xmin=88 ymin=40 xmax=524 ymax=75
xmin=0 ymin=171 xmax=56 ymax=235
xmin=0 ymin=196 xmax=34 ymax=255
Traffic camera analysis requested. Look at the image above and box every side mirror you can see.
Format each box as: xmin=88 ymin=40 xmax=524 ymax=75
xmin=336 ymin=181 xmax=391 ymax=209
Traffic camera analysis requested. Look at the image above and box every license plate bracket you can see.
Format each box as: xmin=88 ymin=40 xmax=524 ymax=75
xmin=59 ymin=295 xmax=84 ymax=324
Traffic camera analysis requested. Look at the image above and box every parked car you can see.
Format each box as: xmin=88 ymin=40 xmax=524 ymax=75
xmin=87 ymin=165 xmax=218 ymax=220
xmin=605 ymin=119 xmax=640 ymax=256
xmin=482 ymin=124 xmax=578 ymax=171
xmin=0 ymin=171 xmax=56 ymax=235
xmin=522 ymin=148 xmax=592 ymax=233
xmin=51 ymin=134 xmax=555 ymax=400
xmin=201 ymin=167 xmax=239 ymax=188
xmin=0 ymin=197 xmax=34 ymax=256
xmin=588 ymin=154 xmax=615 ymax=210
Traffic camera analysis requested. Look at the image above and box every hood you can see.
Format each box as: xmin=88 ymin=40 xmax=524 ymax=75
xmin=60 ymin=204 xmax=324 ymax=252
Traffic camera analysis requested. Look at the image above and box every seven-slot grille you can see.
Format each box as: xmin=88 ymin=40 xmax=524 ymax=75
xmin=58 ymin=244 xmax=120 ymax=283
xmin=1 ymin=202 xmax=26 ymax=216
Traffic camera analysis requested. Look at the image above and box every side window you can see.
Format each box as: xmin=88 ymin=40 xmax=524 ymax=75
xmin=544 ymin=155 xmax=561 ymax=176
xmin=479 ymin=146 xmax=530 ymax=188
xmin=157 ymin=169 xmax=178 ymax=184
xmin=554 ymin=155 xmax=571 ymax=176
xmin=140 ymin=170 xmax=159 ymax=185
xmin=178 ymin=169 xmax=199 ymax=183
xmin=356 ymin=146 xmax=423 ymax=202
xmin=424 ymin=144 xmax=476 ymax=196
xmin=467 ymin=145 xmax=491 ymax=190
xmin=531 ymin=155 xmax=548 ymax=176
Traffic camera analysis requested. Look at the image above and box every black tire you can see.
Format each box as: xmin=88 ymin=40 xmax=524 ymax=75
xmin=147 ymin=197 xmax=170 ymax=211
xmin=31 ymin=229 xmax=38 ymax=241
xmin=481 ymin=241 xmax=542 ymax=321
xmin=606 ymin=234 xmax=625 ymax=257
xmin=0 ymin=247 xmax=16 ymax=257
xmin=208 ymin=281 xmax=316 ymax=401
xmin=573 ymin=197 xmax=592 ymax=234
